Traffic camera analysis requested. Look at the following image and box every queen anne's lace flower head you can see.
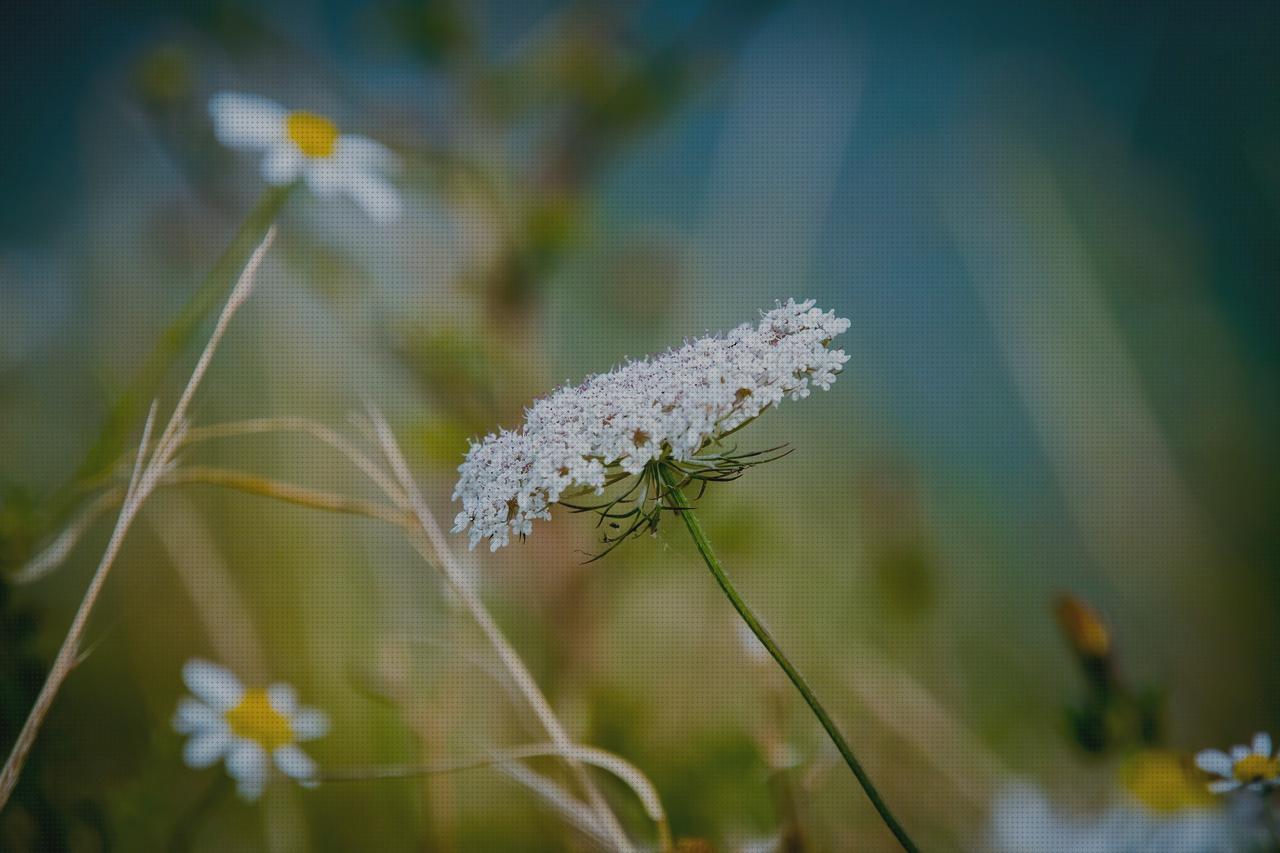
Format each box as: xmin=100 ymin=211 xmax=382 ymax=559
xmin=452 ymin=299 xmax=850 ymax=550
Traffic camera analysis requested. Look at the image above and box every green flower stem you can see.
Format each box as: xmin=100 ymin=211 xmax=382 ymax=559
xmin=657 ymin=463 xmax=920 ymax=853
xmin=58 ymin=185 xmax=295 ymax=508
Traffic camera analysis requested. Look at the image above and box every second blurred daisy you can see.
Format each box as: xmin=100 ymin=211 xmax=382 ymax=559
xmin=209 ymin=91 xmax=402 ymax=222
xmin=1196 ymin=733 xmax=1280 ymax=794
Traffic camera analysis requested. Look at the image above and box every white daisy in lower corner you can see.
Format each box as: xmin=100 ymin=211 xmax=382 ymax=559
xmin=209 ymin=91 xmax=402 ymax=222
xmin=1196 ymin=732 xmax=1280 ymax=794
xmin=173 ymin=658 xmax=330 ymax=801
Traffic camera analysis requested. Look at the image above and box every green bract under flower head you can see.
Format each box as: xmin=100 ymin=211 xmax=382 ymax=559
xmin=451 ymin=299 xmax=850 ymax=551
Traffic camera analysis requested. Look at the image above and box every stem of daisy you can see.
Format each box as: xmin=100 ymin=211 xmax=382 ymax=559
xmin=656 ymin=463 xmax=920 ymax=853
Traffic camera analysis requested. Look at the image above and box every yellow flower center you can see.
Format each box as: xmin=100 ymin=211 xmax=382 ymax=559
xmin=1233 ymin=754 xmax=1280 ymax=785
xmin=1120 ymin=751 xmax=1215 ymax=813
xmin=225 ymin=688 xmax=294 ymax=750
xmin=286 ymin=111 xmax=339 ymax=158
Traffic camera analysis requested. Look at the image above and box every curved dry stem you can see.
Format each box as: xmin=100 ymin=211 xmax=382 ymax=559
xmin=11 ymin=490 xmax=123 ymax=584
xmin=11 ymin=466 xmax=412 ymax=584
xmin=364 ymin=408 xmax=638 ymax=853
xmin=319 ymin=742 xmax=671 ymax=853
xmin=182 ymin=417 xmax=400 ymax=499
xmin=497 ymin=761 xmax=618 ymax=850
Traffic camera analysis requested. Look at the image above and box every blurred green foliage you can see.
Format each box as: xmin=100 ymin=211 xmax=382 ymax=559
xmin=1 ymin=0 xmax=1278 ymax=850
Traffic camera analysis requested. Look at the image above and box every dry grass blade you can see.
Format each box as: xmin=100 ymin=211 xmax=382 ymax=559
xmin=13 ymin=462 xmax=411 ymax=585
xmin=363 ymin=407 xmax=639 ymax=853
xmin=319 ymin=742 xmax=672 ymax=852
xmin=0 ymin=227 xmax=277 ymax=811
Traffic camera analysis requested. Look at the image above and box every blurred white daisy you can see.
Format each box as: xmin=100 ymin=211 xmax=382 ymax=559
xmin=172 ymin=658 xmax=330 ymax=801
xmin=1196 ymin=732 xmax=1280 ymax=794
xmin=987 ymin=752 xmax=1258 ymax=853
xmin=209 ymin=92 xmax=402 ymax=222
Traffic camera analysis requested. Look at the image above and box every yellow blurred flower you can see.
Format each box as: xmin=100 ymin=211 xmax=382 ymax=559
xmin=1120 ymin=751 xmax=1216 ymax=813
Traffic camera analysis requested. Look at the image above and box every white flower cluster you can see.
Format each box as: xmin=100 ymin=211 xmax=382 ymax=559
xmin=452 ymin=299 xmax=850 ymax=550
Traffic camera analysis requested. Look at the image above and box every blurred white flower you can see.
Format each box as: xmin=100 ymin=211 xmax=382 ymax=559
xmin=1196 ymin=732 xmax=1280 ymax=794
xmin=452 ymin=299 xmax=850 ymax=550
xmin=209 ymin=92 xmax=401 ymax=222
xmin=172 ymin=658 xmax=329 ymax=801
xmin=987 ymin=752 xmax=1256 ymax=853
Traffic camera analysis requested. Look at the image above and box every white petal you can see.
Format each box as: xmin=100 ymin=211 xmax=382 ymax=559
xmin=182 ymin=728 xmax=231 ymax=769
xmin=1208 ymin=779 xmax=1242 ymax=794
xmin=262 ymin=146 xmax=304 ymax=185
xmin=1195 ymin=750 xmax=1235 ymax=777
xmin=225 ymin=739 xmax=269 ymax=802
xmin=1231 ymin=745 xmax=1251 ymax=763
xmin=1254 ymin=732 xmax=1272 ymax=757
xmin=182 ymin=659 xmax=244 ymax=712
xmin=209 ymin=92 xmax=286 ymax=151
xmin=343 ymin=174 xmax=402 ymax=223
xmin=335 ymin=135 xmax=399 ymax=174
xmin=267 ymin=683 xmax=297 ymax=717
xmin=291 ymin=707 xmax=330 ymax=741
xmin=273 ymin=744 xmax=317 ymax=781
xmin=172 ymin=697 xmax=218 ymax=734
xmin=302 ymin=159 xmax=345 ymax=197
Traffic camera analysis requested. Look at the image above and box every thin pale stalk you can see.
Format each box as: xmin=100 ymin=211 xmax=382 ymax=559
xmin=365 ymin=409 xmax=637 ymax=853
xmin=0 ymin=230 xmax=276 ymax=812
xmin=0 ymin=403 xmax=159 ymax=809
xmin=656 ymin=463 xmax=920 ymax=853
xmin=152 ymin=228 xmax=274 ymax=456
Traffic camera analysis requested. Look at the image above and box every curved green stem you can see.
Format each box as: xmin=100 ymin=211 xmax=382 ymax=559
xmin=656 ymin=463 xmax=920 ymax=852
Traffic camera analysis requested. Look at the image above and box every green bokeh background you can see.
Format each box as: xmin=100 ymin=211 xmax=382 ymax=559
xmin=1 ymin=1 xmax=1277 ymax=850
